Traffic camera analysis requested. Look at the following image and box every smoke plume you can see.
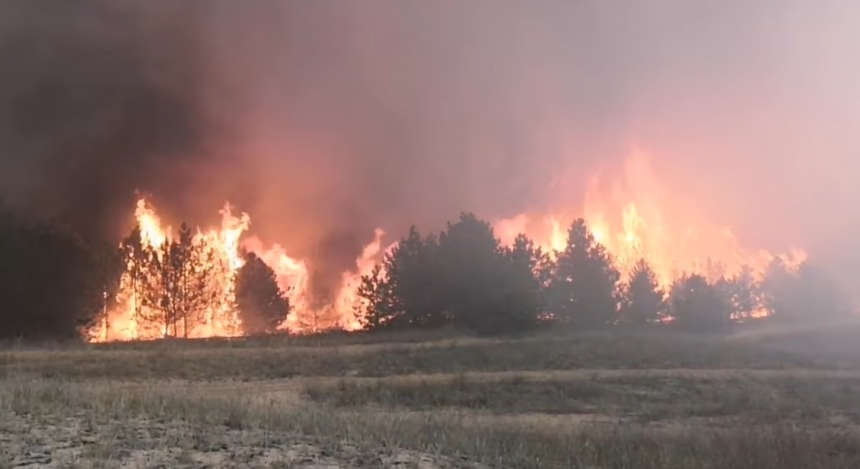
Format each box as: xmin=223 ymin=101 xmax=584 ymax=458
xmin=0 ymin=0 xmax=238 ymax=241
xmin=2 ymin=1 xmax=859 ymax=301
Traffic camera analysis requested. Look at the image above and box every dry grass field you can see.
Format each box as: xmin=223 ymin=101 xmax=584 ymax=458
xmin=3 ymin=326 xmax=860 ymax=468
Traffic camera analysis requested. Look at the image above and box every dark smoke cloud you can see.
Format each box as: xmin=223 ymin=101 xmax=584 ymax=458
xmin=201 ymin=1 xmax=625 ymax=296
xmin=0 ymin=0 xmax=241 ymax=241
xmin=3 ymin=1 xmax=859 ymax=301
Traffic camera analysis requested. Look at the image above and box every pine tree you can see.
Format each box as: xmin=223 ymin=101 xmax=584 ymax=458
xmin=547 ymin=219 xmax=620 ymax=328
xmin=235 ymin=251 xmax=290 ymax=335
xmin=436 ymin=213 xmax=507 ymax=334
xmin=619 ymin=259 xmax=665 ymax=326
xmin=141 ymin=239 xmax=179 ymax=337
xmin=119 ymin=225 xmax=153 ymax=338
xmin=0 ymin=212 xmax=115 ymax=340
xmin=356 ymin=226 xmax=445 ymax=329
xmin=670 ymin=273 xmax=731 ymax=332
xmin=175 ymin=224 xmax=217 ymax=337
xmin=355 ymin=262 xmax=400 ymax=329
xmin=394 ymin=229 xmax=447 ymax=328
xmin=125 ymin=222 xmax=218 ymax=338
xmin=715 ymin=266 xmax=759 ymax=322
xmin=89 ymin=241 xmax=124 ymax=340
xmin=498 ymin=233 xmax=548 ymax=331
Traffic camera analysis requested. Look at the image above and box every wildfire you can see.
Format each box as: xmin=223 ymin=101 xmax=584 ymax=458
xmin=91 ymin=149 xmax=807 ymax=342
xmin=494 ymin=151 xmax=806 ymax=290
xmin=88 ymin=199 xmax=381 ymax=342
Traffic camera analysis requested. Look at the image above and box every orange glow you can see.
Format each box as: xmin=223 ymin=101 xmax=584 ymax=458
xmin=88 ymin=199 xmax=383 ymax=342
xmin=495 ymin=150 xmax=806 ymax=290
xmin=91 ymin=149 xmax=807 ymax=342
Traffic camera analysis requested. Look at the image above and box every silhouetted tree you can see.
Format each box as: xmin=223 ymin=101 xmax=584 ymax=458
xmin=547 ymin=219 xmax=620 ymax=328
xmin=619 ymin=259 xmax=665 ymax=326
xmin=89 ymin=239 xmax=125 ymax=339
xmin=715 ymin=266 xmax=760 ymax=321
xmin=119 ymin=225 xmax=151 ymax=338
xmin=492 ymin=233 xmax=547 ymax=332
xmin=437 ymin=213 xmax=512 ymax=334
xmin=510 ymin=233 xmax=554 ymax=290
xmin=356 ymin=226 xmax=446 ymax=329
xmin=358 ymin=215 xmax=545 ymax=336
xmin=355 ymin=262 xmax=399 ymax=329
xmin=0 ymin=212 xmax=115 ymax=340
xmin=392 ymin=229 xmax=447 ymax=328
xmin=670 ymin=274 xmax=731 ymax=332
xmin=235 ymin=251 xmax=290 ymax=335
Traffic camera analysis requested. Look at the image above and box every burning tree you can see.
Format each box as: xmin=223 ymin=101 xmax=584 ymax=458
xmin=144 ymin=224 xmax=219 ymax=337
xmin=89 ymin=198 xmax=381 ymax=342
xmin=90 ymin=199 xmax=247 ymax=341
xmin=117 ymin=222 xmax=220 ymax=338
xmin=117 ymin=225 xmax=149 ymax=337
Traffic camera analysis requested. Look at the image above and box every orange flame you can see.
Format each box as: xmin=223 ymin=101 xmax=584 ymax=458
xmin=88 ymin=199 xmax=384 ymax=342
xmin=495 ymin=150 xmax=806 ymax=290
xmin=91 ymin=149 xmax=807 ymax=341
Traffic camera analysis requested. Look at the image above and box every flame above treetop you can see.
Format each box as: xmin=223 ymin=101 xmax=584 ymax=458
xmin=494 ymin=151 xmax=806 ymax=289
xmin=90 ymin=151 xmax=807 ymax=342
xmin=88 ymin=198 xmax=376 ymax=342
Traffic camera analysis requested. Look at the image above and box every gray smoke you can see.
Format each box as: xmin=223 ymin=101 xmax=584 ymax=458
xmin=0 ymin=0 xmax=241 ymax=241
xmin=2 ymin=0 xmax=859 ymax=301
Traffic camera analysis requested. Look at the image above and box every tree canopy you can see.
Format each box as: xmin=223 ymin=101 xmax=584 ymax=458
xmin=235 ymin=251 xmax=290 ymax=335
xmin=0 ymin=211 xmax=117 ymax=340
xmin=0 ymin=205 xmax=851 ymax=341
xmin=546 ymin=219 xmax=620 ymax=328
xmin=355 ymin=215 xmax=849 ymax=336
xmin=619 ymin=259 xmax=665 ymax=326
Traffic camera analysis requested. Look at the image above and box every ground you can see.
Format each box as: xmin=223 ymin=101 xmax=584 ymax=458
xmin=3 ymin=324 xmax=860 ymax=468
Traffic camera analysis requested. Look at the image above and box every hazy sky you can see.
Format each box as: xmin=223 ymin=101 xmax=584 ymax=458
xmin=2 ymin=0 xmax=859 ymax=295
xmin=209 ymin=1 xmax=860 ymax=274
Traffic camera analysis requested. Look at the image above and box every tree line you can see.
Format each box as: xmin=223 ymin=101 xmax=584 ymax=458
xmin=0 ymin=210 xmax=117 ymax=340
xmin=0 ymin=206 xmax=852 ymax=341
xmin=114 ymin=224 xmax=289 ymax=338
xmin=0 ymin=209 xmax=289 ymax=341
xmin=355 ymin=213 xmax=853 ymax=335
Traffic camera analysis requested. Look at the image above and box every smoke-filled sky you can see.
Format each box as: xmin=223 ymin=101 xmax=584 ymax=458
xmin=1 ymin=0 xmax=859 ymax=296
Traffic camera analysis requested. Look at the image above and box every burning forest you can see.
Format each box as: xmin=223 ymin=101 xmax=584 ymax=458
xmin=88 ymin=198 xmax=381 ymax=342
xmin=0 ymin=1 xmax=857 ymax=343
xmin=4 ymin=3 xmax=860 ymax=468
xmin=75 ymin=150 xmax=824 ymax=343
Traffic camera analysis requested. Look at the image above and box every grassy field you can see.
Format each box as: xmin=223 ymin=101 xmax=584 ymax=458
xmin=3 ymin=325 xmax=860 ymax=468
